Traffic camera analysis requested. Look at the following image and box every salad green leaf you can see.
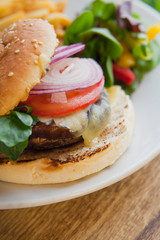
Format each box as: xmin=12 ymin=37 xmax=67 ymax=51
xmin=123 ymin=39 xmax=160 ymax=95
xmin=0 ymin=140 xmax=28 ymax=161
xmin=64 ymin=0 xmax=160 ymax=93
xmin=64 ymin=11 xmax=94 ymax=44
xmin=117 ymin=1 xmax=141 ymax=32
xmin=86 ymin=0 xmax=116 ymax=21
xmin=0 ymin=114 xmax=32 ymax=147
xmin=14 ymin=105 xmax=34 ymax=114
xmin=104 ymin=57 xmax=114 ymax=87
xmin=81 ymin=27 xmax=122 ymax=59
xmin=0 ymin=106 xmax=39 ymax=161
xmin=135 ymin=39 xmax=160 ymax=71
xmin=64 ymin=1 xmax=123 ymax=87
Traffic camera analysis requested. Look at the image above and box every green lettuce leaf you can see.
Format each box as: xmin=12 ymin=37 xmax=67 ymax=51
xmin=0 ymin=140 xmax=28 ymax=161
xmin=0 ymin=106 xmax=39 ymax=161
xmin=64 ymin=11 xmax=94 ymax=44
xmin=81 ymin=27 xmax=122 ymax=59
xmin=86 ymin=0 xmax=116 ymax=21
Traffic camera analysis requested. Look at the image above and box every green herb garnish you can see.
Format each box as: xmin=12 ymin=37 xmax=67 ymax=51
xmin=0 ymin=105 xmax=39 ymax=161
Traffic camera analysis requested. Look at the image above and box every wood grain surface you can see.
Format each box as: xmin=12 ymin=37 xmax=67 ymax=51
xmin=0 ymin=155 xmax=160 ymax=240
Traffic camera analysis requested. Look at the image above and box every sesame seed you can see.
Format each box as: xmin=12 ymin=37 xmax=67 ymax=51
xmin=5 ymin=43 xmax=11 ymax=48
xmin=34 ymin=44 xmax=38 ymax=49
xmin=34 ymin=60 xmax=38 ymax=65
xmin=15 ymin=49 xmax=20 ymax=53
xmin=8 ymin=31 xmax=14 ymax=34
xmin=8 ymin=72 xmax=14 ymax=77
xmin=15 ymin=38 xmax=19 ymax=43
xmin=22 ymin=24 xmax=26 ymax=27
xmin=14 ymin=36 xmax=17 ymax=39
xmin=32 ymin=39 xmax=37 ymax=43
xmin=26 ymin=87 xmax=30 ymax=92
xmin=10 ymin=23 xmax=16 ymax=30
xmin=38 ymin=41 xmax=43 ymax=45
xmin=29 ymin=23 xmax=33 ymax=26
xmin=20 ymin=39 xmax=25 ymax=44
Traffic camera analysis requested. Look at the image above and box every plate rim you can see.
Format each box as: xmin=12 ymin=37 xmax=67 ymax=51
xmin=1 ymin=0 xmax=160 ymax=210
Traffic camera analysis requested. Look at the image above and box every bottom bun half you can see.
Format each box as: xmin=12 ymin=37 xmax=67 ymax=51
xmin=0 ymin=88 xmax=134 ymax=184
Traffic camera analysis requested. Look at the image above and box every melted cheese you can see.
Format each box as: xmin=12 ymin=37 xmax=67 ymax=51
xmin=54 ymin=108 xmax=89 ymax=135
xmin=82 ymin=90 xmax=111 ymax=145
xmin=107 ymin=86 xmax=121 ymax=106
xmin=38 ymin=107 xmax=89 ymax=134
xmin=38 ymin=53 xmax=50 ymax=73
xmin=38 ymin=88 xmax=114 ymax=145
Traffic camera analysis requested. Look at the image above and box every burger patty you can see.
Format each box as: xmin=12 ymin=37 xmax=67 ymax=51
xmin=27 ymin=89 xmax=111 ymax=151
xmin=28 ymin=121 xmax=82 ymax=150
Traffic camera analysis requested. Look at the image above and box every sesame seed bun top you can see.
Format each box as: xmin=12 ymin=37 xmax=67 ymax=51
xmin=0 ymin=19 xmax=58 ymax=116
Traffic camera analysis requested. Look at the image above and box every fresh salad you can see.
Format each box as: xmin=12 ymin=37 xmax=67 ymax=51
xmin=64 ymin=0 xmax=160 ymax=94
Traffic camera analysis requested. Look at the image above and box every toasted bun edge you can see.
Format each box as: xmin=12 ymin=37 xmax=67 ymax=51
xmin=0 ymin=19 xmax=58 ymax=116
xmin=0 ymin=89 xmax=134 ymax=184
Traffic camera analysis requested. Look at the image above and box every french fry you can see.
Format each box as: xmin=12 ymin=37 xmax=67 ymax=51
xmin=55 ymin=27 xmax=65 ymax=38
xmin=0 ymin=0 xmax=71 ymax=41
xmin=11 ymin=0 xmax=24 ymax=11
xmin=0 ymin=10 xmax=25 ymax=31
xmin=46 ymin=12 xmax=71 ymax=27
xmin=25 ymin=8 xmax=49 ymax=19
xmin=0 ymin=9 xmax=13 ymax=19
xmin=0 ymin=0 xmax=13 ymax=9
xmin=0 ymin=0 xmax=15 ymax=18
xmin=24 ymin=0 xmax=57 ymax=12
xmin=54 ymin=0 xmax=67 ymax=13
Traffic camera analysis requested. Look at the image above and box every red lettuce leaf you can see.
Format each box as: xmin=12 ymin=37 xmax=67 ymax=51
xmin=117 ymin=1 xmax=141 ymax=32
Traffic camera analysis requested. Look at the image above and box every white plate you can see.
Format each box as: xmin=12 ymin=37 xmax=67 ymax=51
xmin=1 ymin=0 xmax=160 ymax=210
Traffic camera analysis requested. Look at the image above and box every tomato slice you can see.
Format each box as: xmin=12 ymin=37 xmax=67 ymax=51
xmin=24 ymin=77 xmax=104 ymax=116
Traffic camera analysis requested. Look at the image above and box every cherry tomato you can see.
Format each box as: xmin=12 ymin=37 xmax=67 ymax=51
xmin=24 ymin=77 xmax=104 ymax=116
xmin=113 ymin=64 xmax=135 ymax=85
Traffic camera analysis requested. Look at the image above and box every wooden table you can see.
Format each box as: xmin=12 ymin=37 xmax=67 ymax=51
xmin=0 ymin=154 xmax=160 ymax=240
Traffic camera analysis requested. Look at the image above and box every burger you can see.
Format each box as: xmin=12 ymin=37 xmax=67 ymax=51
xmin=0 ymin=19 xmax=134 ymax=184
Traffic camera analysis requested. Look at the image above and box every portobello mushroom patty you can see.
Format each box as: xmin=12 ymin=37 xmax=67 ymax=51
xmin=28 ymin=89 xmax=111 ymax=150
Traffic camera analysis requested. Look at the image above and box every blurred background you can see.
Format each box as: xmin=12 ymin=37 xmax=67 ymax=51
xmin=142 ymin=0 xmax=160 ymax=12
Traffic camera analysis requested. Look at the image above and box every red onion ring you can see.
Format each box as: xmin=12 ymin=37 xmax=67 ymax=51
xmin=30 ymin=58 xmax=103 ymax=95
xmin=50 ymin=43 xmax=85 ymax=64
